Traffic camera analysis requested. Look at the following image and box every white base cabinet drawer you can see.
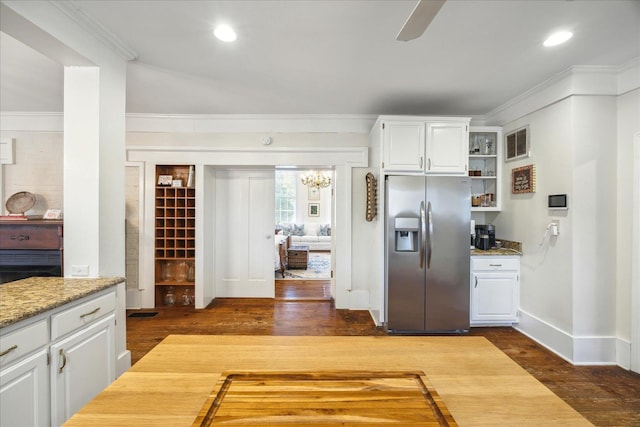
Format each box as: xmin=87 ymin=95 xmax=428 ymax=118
xmin=51 ymin=292 xmax=116 ymax=341
xmin=0 ymin=319 xmax=48 ymax=366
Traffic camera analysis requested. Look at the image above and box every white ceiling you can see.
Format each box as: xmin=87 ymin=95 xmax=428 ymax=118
xmin=1 ymin=0 xmax=639 ymax=116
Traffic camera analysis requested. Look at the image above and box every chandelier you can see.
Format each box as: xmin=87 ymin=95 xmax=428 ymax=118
xmin=301 ymin=170 xmax=331 ymax=188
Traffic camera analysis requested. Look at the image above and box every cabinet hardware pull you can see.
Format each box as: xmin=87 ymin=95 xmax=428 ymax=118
xmin=427 ymin=158 xmax=431 ymax=170
xmin=0 ymin=345 xmax=18 ymax=357
xmin=474 ymin=277 xmax=478 ymax=288
xmin=489 ymin=264 xmax=502 ymax=267
xmin=80 ymin=307 xmax=100 ymax=318
xmin=10 ymin=234 xmax=30 ymax=241
xmin=420 ymin=157 xmax=423 ymax=168
xmin=59 ymin=349 xmax=67 ymax=373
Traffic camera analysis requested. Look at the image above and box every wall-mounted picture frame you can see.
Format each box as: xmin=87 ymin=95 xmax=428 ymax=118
xmin=158 ymin=175 xmax=173 ymax=186
xmin=308 ymin=203 xmax=319 ymax=217
xmin=512 ymin=164 xmax=536 ymax=194
xmin=43 ymin=209 xmax=61 ymax=219
xmin=308 ymin=186 xmax=320 ymax=201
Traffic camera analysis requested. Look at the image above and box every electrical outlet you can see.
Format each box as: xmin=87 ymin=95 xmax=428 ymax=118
xmin=71 ymin=265 xmax=89 ymax=276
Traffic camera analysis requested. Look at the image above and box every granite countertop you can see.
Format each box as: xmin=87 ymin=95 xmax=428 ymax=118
xmin=471 ymin=248 xmax=522 ymax=256
xmin=0 ymin=277 xmax=124 ymax=329
xmin=471 ymin=238 xmax=522 ymax=256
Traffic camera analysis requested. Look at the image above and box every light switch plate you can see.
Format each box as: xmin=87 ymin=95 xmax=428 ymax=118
xmin=71 ymin=265 xmax=89 ymax=276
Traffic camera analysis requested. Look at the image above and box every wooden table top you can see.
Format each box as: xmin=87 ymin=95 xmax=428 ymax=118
xmin=65 ymin=335 xmax=591 ymax=426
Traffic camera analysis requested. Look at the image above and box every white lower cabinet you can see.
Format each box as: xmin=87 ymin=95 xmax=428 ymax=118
xmin=470 ymin=256 xmax=520 ymax=325
xmin=0 ymin=288 xmax=117 ymax=426
xmin=0 ymin=349 xmax=50 ymax=427
xmin=50 ymin=314 xmax=115 ymax=426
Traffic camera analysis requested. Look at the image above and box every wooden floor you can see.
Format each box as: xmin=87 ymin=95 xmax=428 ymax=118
xmin=127 ymin=280 xmax=640 ymax=427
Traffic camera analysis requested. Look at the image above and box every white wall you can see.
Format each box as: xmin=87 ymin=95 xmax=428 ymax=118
xmin=616 ymin=88 xmax=640 ymax=343
xmin=0 ymin=131 xmax=63 ymax=215
xmin=293 ymin=170 xmax=332 ymax=225
xmin=571 ymin=96 xmax=617 ymax=340
xmin=494 ymin=95 xmax=621 ymax=363
xmin=494 ymin=99 xmax=575 ymax=334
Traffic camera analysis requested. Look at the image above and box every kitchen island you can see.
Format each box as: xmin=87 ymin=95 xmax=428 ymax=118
xmin=64 ymin=335 xmax=590 ymax=426
xmin=0 ymin=277 xmax=129 ymax=426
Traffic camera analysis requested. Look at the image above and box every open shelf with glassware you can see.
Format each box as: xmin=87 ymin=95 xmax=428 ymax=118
xmin=155 ymin=165 xmax=195 ymax=307
xmin=469 ymin=127 xmax=502 ymax=211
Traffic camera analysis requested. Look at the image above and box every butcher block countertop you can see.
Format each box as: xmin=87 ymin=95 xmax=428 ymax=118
xmin=64 ymin=335 xmax=591 ymax=426
xmin=0 ymin=277 xmax=124 ymax=328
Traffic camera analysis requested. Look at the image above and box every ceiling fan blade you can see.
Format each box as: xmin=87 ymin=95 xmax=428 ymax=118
xmin=396 ymin=0 xmax=446 ymax=42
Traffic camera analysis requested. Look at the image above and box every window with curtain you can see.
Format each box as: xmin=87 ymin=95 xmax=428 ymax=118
xmin=275 ymin=170 xmax=296 ymax=224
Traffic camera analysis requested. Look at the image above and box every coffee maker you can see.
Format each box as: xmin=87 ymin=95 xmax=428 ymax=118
xmin=475 ymin=224 xmax=496 ymax=250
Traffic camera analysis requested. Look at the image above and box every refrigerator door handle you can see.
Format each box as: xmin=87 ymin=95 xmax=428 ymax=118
xmin=420 ymin=201 xmax=426 ymax=269
xmin=427 ymin=201 xmax=433 ymax=269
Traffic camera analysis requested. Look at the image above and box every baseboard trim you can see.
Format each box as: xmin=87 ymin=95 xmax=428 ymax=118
xmin=616 ymin=338 xmax=631 ymax=370
xmin=515 ymin=309 xmax=619 ymax=366
xmin=116 ymin=350 xmax=131 ymax=377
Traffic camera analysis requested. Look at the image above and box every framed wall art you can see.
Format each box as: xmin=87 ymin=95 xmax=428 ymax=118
xmin=308 ymin=203 xmax=319 ymax=217
xmin=512 ymin=164 xmax=536 ymax=194
xmin=308 ymin=186 xmax=320 ymax=201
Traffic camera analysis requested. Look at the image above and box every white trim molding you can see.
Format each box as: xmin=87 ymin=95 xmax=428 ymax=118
xmin=477 ymin=58 xmax=640 ymax=126
xmin=129 ymin=145 xmax=368 ymax=310
xmin=632 ymin=132 xmax=640 ymax=374
xmin=516 ymin=309 xmax=619 ymax=366
xmin=126 ymin=114 xmax=377 ymax=134
xmin=51 ymin=0 xmax=138 ymax=61
xmin=1 ymin=112 xmax=376 ymax=135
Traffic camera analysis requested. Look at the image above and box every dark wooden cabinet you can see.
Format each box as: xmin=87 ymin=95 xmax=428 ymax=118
xmin=0 ymin=219 xmax=63 ymax=283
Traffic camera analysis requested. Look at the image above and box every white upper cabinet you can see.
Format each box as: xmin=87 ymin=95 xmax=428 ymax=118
xmin=425 ymin=122 xmax=468 ymax=174
xmin=382 ymin=121 xmax=425 ymax=172
xmin=377 ymin=116 xmax=469 ymax=175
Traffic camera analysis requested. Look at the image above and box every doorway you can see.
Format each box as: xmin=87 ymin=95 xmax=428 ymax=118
xmin=275 ymin=168 xmax=334 ymax=300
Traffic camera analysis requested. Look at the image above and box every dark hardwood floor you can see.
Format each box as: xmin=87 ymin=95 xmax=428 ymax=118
xmin=127 ymin=280 xmax=640 ymax=426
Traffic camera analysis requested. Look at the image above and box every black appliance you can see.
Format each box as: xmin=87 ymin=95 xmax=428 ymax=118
xmin=475 ymin=224 xmax=496 ymax=250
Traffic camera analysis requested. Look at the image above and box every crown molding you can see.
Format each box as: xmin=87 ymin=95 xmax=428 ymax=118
xmin=0 ymin=112 xmax=63 ymax=131
xmin=50 ymin=0 xmax=138 ymax=61
xmin=477 ymin=58 xmax=640 ymax=126
xmin=0 ymin=112 xmax=377 ymax=134
xmin=125 ymin=114 xmax=377 ymax=134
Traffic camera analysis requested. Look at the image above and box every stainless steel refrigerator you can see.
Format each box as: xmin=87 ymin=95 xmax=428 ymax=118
xmin=385 ymin=175 xmax=470 ymax=334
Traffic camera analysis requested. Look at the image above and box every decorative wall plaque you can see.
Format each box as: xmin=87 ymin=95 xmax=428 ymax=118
xmin=511 ymin=164 xmax=536 ymax=194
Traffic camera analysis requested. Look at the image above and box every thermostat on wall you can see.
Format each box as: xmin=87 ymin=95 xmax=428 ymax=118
xmin=548 ymin=194 xmax=568 ymax=210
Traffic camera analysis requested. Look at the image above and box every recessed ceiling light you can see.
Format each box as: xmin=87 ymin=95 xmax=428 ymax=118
xmin=543 ymin=31 xmax=573 ymax=47
xmin=214 ymin=24 xmax=237 ymax=42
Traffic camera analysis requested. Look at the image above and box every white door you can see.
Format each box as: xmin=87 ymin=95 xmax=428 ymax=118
xmin=215 ymin=169 xmax=275 ymax=298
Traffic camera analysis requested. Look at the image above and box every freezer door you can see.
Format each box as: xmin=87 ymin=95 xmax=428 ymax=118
xmin=385 ymin=176 xmax=425 ymax=331
xmin=424 ymin=176 xmax=471 ymax=332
